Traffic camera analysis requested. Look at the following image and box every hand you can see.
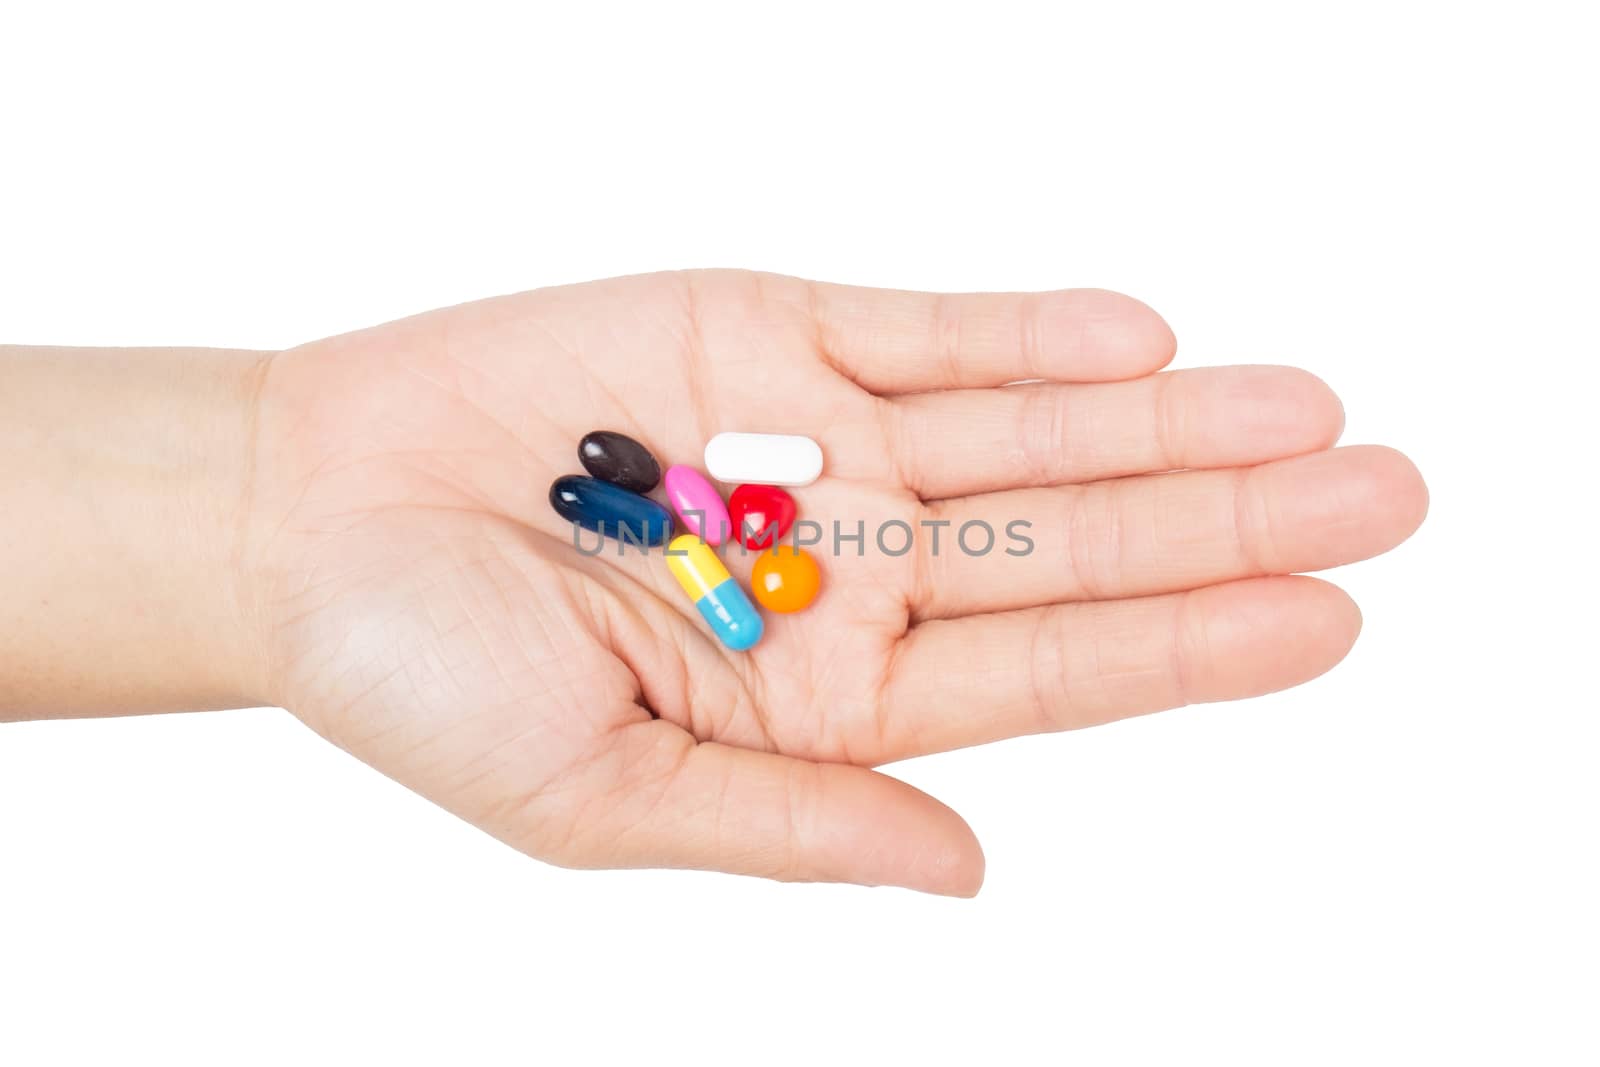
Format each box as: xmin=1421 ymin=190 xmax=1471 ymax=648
xmin=244 ymin=271 xmax=1427 ymax=894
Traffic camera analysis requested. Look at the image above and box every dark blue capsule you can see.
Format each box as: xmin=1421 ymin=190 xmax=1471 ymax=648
xmin=549 ymin=475 xmax=675 ymax=547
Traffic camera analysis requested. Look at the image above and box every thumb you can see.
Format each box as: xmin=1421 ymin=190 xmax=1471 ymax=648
xmin=543 ymin=719 xmax=984 ymax=896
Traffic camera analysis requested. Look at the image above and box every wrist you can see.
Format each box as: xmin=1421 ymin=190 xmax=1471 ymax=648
xmin=0 ymin=345 xmax=277 ymax=718
xmin=179 ymin=346 xmax=279 ymax=710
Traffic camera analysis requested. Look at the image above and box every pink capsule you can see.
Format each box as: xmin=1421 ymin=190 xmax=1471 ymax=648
xmin=663 ymin=464 xmax=732 ymax=546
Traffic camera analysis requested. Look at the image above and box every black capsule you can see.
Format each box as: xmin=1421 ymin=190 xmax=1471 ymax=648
xmin=578 ymin=430 xmax=661 ymax=493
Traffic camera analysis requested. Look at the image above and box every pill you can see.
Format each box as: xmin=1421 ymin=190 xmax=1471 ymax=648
xmin=663 ymin=465 xmax=732 ymax=546
xmin=550 ymin=475 xmax=675 ymax=546
xmin=665 ymin=535 xmax=764 ymax=651
xmin=703 ymin=432 xmax=823 ymax=487
xmin=728 ymin=484 xmax=797 ymax=549
xmin=751 ymin=545 xmax=821 ymax=613
xmin=578 ymin=430 xmax=661 ymax=493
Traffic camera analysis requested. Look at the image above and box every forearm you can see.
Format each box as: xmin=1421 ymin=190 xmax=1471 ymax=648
xmin=0 ymin=345 xmax=273 ymax=720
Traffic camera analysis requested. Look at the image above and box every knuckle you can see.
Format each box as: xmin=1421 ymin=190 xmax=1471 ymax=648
xmin=1017 ymin=292 xmax=1047 ymax=378
xmin=1015 ymin=385 xmax=1071 ymax=485
xmin=1026 ymin=606 xmax=1073 ymax=732
xmin=1065 ymin=485 xmax=1123 ymax=599
xmin=1153 ymin=372 xmax=1186 ymax=471
xmin=1231 ymin=467 xmax=1281 ymax=573
xmin=1170 ymin=590 xmax=1204 ymax=708
xmin=929 ymin=292 xmax=965 ymax=387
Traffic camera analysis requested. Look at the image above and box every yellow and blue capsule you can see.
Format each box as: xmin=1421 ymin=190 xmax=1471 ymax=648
xmin=665 ymin=534 xmax=764 ymax=652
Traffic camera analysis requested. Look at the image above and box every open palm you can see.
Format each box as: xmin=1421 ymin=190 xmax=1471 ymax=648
xmin=246 ymin=270 xmax=1426 ymax=894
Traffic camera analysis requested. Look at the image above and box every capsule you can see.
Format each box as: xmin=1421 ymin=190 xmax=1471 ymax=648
xmin=665 ymin=534 xmax=764 ymax=651
xmin=663 ymin=464 xmax=732 ymax=545
xmin=704 ymin=432 xmax=823 ymax=487
xmin=549 ymin=475 xmax=674 ymax=546
xmin=578 ymin=430 xmax=661 ymax=493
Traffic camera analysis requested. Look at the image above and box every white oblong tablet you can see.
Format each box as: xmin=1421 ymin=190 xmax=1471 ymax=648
xmin=704 ymin=432 xmax=823 ymax=487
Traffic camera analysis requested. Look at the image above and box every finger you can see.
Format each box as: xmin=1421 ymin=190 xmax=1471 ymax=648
xmin=807 ymin=281 xmax=1176 ymax=393
xmin=912 ymin=445 xmax=1427 ymax=620
xmin=546 ymin=720 xmax=985 ymax=896
xmin=882 ymin=576 xmax=1361 ymax=761
xmin=891 ymin=365 xmax=1345 ymax=500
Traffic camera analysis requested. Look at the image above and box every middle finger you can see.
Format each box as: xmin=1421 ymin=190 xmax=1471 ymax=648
xmin=906 ymin=444 xmax=1427 ymax=620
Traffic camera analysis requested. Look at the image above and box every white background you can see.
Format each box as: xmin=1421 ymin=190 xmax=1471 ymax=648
xmin=2 ymin=2 xmax=1596 ymax=1063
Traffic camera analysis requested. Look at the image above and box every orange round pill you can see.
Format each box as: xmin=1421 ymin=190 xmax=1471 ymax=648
xmin=751 ymin=545 xmax=821 ymax=613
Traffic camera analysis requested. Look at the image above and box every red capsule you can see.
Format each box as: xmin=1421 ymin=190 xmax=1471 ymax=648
xmin=728 ymin=484 xmax=797 ymax=549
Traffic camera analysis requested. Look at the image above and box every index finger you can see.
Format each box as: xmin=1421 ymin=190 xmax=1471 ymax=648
xmin=806 ymin=281 xmax=1176 ymax=393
